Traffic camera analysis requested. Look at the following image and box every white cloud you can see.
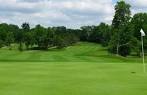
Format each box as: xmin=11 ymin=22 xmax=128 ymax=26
xmin=126 ymin=0 xmax=147 ymax=15
xmin=1 ymin=0 xmax=146 ymax=28
xmin=127 ymin=0 xmax=147 ymax=8
xmin=0 ymin=0 xmax=115 ymax=28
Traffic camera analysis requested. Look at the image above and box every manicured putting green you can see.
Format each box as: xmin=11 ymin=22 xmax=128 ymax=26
xmin=0 ymin=62 xmax=147 ymax=95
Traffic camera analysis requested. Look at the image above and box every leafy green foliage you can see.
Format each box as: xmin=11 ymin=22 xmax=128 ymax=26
xmin=109 ymin=1 xmax=132 ymax=56
xmin=131 ymin=13 xmax=147 ymax=52
xmin=80 ymin=23 xmax=111 ymax=47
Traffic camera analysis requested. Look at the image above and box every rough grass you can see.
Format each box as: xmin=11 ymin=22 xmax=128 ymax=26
xmin=0 ymin=42 xmax=147 ymax=95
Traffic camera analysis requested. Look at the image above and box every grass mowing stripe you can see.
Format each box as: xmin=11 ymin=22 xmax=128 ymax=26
xmin=0 ymin=42 xmax=146 ymax=63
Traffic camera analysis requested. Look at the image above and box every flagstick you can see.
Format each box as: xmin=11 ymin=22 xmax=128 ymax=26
xmin=141 ymin=35 xmax=146 ymax=73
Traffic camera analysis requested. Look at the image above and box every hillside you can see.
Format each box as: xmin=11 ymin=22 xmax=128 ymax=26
xmin=0 ymin=42 xmax=144 ymax=63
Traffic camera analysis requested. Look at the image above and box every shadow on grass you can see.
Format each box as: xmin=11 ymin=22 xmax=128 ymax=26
xmin=28 ymin=47 xmax=66 ymax=52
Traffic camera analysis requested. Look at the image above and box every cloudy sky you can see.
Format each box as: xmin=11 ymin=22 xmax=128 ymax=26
xmin=0 ymin=0 xmax=147 ymax=28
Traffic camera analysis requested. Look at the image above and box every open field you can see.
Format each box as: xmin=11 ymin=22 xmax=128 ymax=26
xmin=0 ymin=42 xmax=147 ymax=95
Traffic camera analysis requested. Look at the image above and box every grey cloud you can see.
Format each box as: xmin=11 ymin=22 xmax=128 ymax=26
xmin=0 ymin=6 xmax=39 ymax=14
xmin=126 ymin=0 xmax=147 ymax=15
xmin=17 ymin=0 xmax=48 ymax=3
xmin=0 ymin=0 xmax=119 ymax=28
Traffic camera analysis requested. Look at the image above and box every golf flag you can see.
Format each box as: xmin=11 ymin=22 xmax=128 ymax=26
xmin=140 ymin=29 xmax=146 ymax=36
xmin=140 ymin=28 xmax=146 ymax=73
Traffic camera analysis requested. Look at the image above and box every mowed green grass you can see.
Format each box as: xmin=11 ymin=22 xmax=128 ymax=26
xmin=0 ymin=42 xmax=144 ymax=63
xmin=0 ymin=42 xmax=147 ymax=95
xmin=0 ymin=62 xmax=147 ymax=95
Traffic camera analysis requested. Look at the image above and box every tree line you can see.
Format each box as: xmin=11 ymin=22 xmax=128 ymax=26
xmin=0 ymin=24 xmax=79 ymax=50
xmin=0 ymin=1 xmax=147 ymax=57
